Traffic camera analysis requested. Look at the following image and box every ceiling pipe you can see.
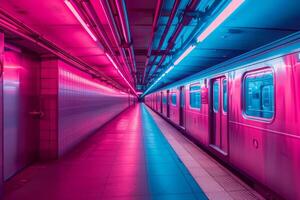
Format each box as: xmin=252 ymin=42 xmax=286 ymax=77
xmin=76 ymin=0 xmax=137 ymax=95
xmin=99 ymin=0 xmax=135 ymax=85
xmin=144 ymin=0 xmax=180 ymax=83
xmin=80 ymin=1 xmax=114 ymax=55
xmin=148 ymin=0 xmax=201 ymax=81
xmin=146 ymin=0 xmax=224 ymax=90
xmin=0 ymin=9 xmax=123 ymax=91
xmin=114 ymin=0 xmax=137 ymax=80
xmin=142 ymin=0 xmax=163 ymax=84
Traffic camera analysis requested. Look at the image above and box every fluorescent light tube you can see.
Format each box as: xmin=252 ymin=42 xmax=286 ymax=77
xmin=197 ymin=0 xmax=245 ymax=43
xmin=106 ymin=53 xmax=137 ymax=95
xmin=64 ymin=0 xmax=98 ymax=42
xmin=174 ymin=45 xmax=196 ymax=65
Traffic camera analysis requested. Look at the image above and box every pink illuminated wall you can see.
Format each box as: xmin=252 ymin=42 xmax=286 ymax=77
xmin=0 ymin=32 xmax=4 ymax=197
xmin=57 ymin=61 xmax=130 ymax=156
xmin=39 ymin=59 xmax=133 ymax=158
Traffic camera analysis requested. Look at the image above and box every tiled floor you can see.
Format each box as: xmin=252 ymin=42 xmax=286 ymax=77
xmin=145 ymin=105 xmax=265 ymax=200
xmin=4 ymin=104 xmax=207 ymax=200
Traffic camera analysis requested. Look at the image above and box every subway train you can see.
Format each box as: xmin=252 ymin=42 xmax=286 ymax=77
xmin=145 ymin=36 xmax=300 ymax=200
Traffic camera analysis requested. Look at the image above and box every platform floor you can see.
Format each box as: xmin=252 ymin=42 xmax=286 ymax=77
xmin=4 ymin=104 xmax=263 ymax=200
xmin=146 ymin=106 xmax=264 ymax=200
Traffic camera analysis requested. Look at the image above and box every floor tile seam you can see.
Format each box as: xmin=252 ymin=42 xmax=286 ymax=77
xmin=141 ymin=107 xmax=183 ymax=165
xmin=142 ymin=107 xmax=191 ymax=167
xmin=140 ymin=105 xmax=159 ymax=193
xmin=143 ymin=107 xmax=193 ymax=191
xmin=145 ymin=109 xmax=200 ymax=172
xmin=99 ymin=106 xmax=146 ymax=198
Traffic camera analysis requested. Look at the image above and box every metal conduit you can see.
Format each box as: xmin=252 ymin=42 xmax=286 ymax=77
xmin=144 ymin=0 xmax=180 ymax=83
xmin=99 ymin=0 xmax=135 ymax=85
xmin=148 ymin=0 xmax=201 ymax=81
xmin=142 ymin=0 xmax=164 ymax=84
xmin=0 ymin=8 xmax=123 ymax=91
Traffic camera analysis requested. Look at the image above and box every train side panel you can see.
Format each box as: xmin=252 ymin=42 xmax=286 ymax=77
xmin=229 ymin=54 xmax=300 ymax=199
xmin=185 ymin=82 xmax=209 ymax=146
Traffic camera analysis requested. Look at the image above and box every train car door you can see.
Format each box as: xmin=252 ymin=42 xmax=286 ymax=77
xmin=179 ymin=86 xmax=185 ymax=127
xmin=167 ymin=90 xmax=170 ymax=118
xmin=211 ymin=76 xmax=228 ymax=155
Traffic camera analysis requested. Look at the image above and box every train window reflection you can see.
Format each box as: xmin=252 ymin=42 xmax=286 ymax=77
xmin=213 ymin=81 xmax=219 ymax=112
xmin=223 ymin=79 xmax=228 ymax=113
xmin=171 ymin=93 xmax=176 ymax=105
xmin=244 ymin=70 xmax=274 ymax=119
xmin=189 ymin=84 xmax=201 ymax=109
xmin=162 ymin=95 xmax=167 ymax=104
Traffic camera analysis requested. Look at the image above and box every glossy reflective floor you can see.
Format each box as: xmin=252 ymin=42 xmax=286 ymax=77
xmin=4 ymin=104 xmax=207 ymax=200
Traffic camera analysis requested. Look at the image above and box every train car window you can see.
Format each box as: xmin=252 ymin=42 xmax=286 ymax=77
xmin=213 ymin=81 xmax=219 ymax=112
xmin=189 ymin=84 xmax=201 ymax=109
xmin=180 ymin=90 xmax=185 ymax=107
xmin=223 ymin=79 xmax=228 ymax=113
xmin=171 ymin=93 xmax=177 ymax=105
xmin=244 ymin=70 xmax=274 ymax=119
xmin=162 ymin=95 xmax=167 ymax=104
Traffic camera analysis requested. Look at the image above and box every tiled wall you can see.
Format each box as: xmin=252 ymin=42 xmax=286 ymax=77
xmin=40 ymin=59 xmax=131 ymax=158
xmin=40 ymin=59 xmax=59 ymax=160
xmin=57 ymin=61 xmax=130 ymax=156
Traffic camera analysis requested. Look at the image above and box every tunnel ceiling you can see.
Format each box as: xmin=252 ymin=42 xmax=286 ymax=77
xmin=1 ymin=0 xmax=300 ymax=94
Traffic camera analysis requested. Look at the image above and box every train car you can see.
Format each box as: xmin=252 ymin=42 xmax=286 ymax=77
xmin=145 ymin=41 xmax=300 ymax=199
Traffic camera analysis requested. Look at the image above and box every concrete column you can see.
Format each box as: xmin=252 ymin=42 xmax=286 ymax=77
xmin=0 ymin=32 xmax=4 ymax=197
xmin=39 ymin=58 xmax=59 ymax=160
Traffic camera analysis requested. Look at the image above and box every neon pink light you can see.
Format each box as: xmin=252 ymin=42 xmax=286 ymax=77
xmin=59 ymin=69 xmax=119 ymax=94
xmin=4 ymin=65 xmax=22 ymax=69
xmin=64 ymin=0 xmax=98 ymax=42
xmin=197 ymin=0 xmax=245 ymax=43
xmin=174 ymin=45 xmax=196 ymax=65
xmin=105 ymin=53 xmax=137 ymax=96
xmin=115 ymin=2 xmax=129 ymax=42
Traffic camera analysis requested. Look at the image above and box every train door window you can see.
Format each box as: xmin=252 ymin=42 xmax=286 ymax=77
xmin=244 ymin=69 xmax=274 ymax=119
xmin=162 ymin=95 xmax=167 ymax=104
xmin=189 ymin=84 xmax=201 ymax=109
xmin=213 ymin=81 xmax=219 ymax=112
xmin=223 ymin=79 xmax=228 ymax=113
xmin=171 ymin=92 xmax=177 ymax=105
xmin=180 ymin=88 xmax=185 ymax=107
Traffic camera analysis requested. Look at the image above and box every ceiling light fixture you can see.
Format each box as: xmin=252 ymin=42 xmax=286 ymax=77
xmin=64 ymin=0 xmax=98 ymax=42
xmin=174 ymin=45 xmax=196 ymax=65
xmin=106 ymin=53 xmax=137 ymax=95
xmin=197 ymin=0 xmax=245 ymax=43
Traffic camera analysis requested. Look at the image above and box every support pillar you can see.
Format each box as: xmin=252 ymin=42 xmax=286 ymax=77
xmin=39 ymin=58 xmax=59 ymax=160
xmin=0 ymin=32 xmax=4 ymax=197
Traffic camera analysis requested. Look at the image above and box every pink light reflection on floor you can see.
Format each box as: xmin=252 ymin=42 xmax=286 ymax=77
xmin=4 ymin=104 xmax=206 ymax=200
